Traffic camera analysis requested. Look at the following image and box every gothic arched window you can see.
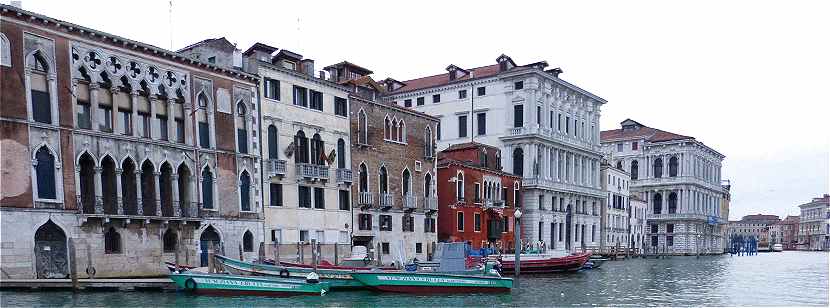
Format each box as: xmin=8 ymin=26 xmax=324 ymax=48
xmin=34 ymin=146 xmax=57 ymax=200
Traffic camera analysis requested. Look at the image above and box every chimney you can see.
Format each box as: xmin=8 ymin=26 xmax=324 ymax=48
xmin=319 ymin=70 xmax=327 ymax=80
xmin=549 ymin=67 xmax=563 ymax=78
xmin=232 ymin=49 xmax=243 ymax=69
xmin=328 ymin=68 xmax=339 ymax=82
xmin=10 ymin=1 xmax=22 ymax=8
xmin=301 ymin=59 xmax=314 ymax=77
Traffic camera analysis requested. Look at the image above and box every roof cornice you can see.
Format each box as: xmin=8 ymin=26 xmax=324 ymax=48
xmin=0 ymin=4 xmax=258 ymax=83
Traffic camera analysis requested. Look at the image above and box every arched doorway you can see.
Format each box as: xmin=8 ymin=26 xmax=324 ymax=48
xmin=34 ymin=220 xmax=68 ymax=278
xmin=199 ymin=226 xmax=221 ymax=266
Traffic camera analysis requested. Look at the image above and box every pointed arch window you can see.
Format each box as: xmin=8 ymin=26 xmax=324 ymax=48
xmin=398 ymin=119 xmax=406 ymax=142
xmin=0 ymin=34 xmax=10 ymax=67
xmin=358 ymin=109 xmax=368 ymax=144
xmin=268 ymin=125 xmax=278 ymax=159
xmin=35 ymin=146 xmax=57 ymax=200
xmin=402 ymin=169 xmax=412 ymax=196
xmin=384 ymin=116 xmax=392 ymax=140
xmin=202 ymin=167 xmax=214 ymax=209
xmin=104 ymin=227 xmax=122 ymax=254
xmin=197 ymin=93 xmax=211 ymax=148
xmin=240 ymin=171 xmax=251 ymax=212
xmin=424 ymin=173 xmax=433 ymax=198
xmin=236 ymin=101 xmax=248 ymax=154
xmin=28 ymin=52 xmax=52 ymax=124
xmin=379 ymin=166 xmax=389 ymax=194
xmin=359 ymin=163 xmax=368 ymax=192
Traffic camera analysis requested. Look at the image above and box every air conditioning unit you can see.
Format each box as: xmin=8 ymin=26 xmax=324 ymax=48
xmin=415 ymin=161 xmax=422 ymax=172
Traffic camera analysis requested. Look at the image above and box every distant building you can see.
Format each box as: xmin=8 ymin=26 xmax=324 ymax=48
xmin=629 ymin=194 xmax=648 ymax=252
xmin=776 ymin=216 xmax=800 ymax=250
xmin=436 ymin=142 xmax=520 ymax=251
xmin=602 ymin=119 xmax=728 ymax=255
xmin=798 ymin=194 xmax=829 ymax=251
xmin=727 ymin=214 xmax=781 ymax=249
xmin=600 ymin=161 xmax=631 ymax=250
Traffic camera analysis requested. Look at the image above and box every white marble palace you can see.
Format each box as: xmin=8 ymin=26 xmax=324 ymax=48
xmin=601 ymin=119 xmax=727 ymax=254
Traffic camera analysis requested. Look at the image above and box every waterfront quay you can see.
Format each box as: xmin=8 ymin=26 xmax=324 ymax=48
xmin=1 ymin=252 xmax=827 ymax=307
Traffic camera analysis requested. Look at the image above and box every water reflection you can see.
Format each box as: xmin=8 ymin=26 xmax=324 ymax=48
xmin=2 ymin=251 xmax=827 ymax=307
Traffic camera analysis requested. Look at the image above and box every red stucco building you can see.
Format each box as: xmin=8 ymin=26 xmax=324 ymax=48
xmin=436 ymin=142 xmax=521 ymax=250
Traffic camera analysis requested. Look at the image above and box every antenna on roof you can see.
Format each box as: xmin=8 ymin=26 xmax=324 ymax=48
xmin=168 ymin=0 xmax=173 ymax=50
xmin=296 ymin=17 xmax=301 ymax=51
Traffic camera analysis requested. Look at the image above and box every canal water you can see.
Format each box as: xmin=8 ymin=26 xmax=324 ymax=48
xmin=2 ymin=251 xmax=827 ymax=307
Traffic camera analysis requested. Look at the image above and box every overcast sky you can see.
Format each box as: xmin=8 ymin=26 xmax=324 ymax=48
xmin=14 ymin=0 xmax=829 ymax=219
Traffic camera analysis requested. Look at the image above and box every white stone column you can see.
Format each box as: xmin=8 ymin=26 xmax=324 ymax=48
xmin=90 ymin=83 xmax=101 ymax=131
xmin=115 ymin=168 xmax=124 ymax=215
xmin=154 ymin=171 xmax=162 ymax=216
xmin=150 ymin=97 xmax=160 ymax=140
xmin=171 ymin=173 xmax=181 ymax=217
xmin=167 ymin=98 xmax=177 ymax=143
xmin=135 ymin=171 xmax=144 ymax=216
xmin=93 ymin=166 xmax=103 ymax=214
xmin=130 ymin=91 xmax=140 ymax=137
xmin=184 ymin=101 xmax=193 ymax=146
xmin=110 ymin=86 xmax=119 ymax=134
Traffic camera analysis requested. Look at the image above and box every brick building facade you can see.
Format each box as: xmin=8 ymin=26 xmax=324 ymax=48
xmin=0 ymin=4 xmax=263 ymax=279
xmin=436 ymin=143 xmax=519 ymax=251
xmin=332 ymin=62 xmax=440 ymax=263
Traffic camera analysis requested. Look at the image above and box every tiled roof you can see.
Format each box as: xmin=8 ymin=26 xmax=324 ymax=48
xmin=443 ymin=142 xmax=499 ymax=152
xmin=600 ymin=121 xmax=693 ymax=143
xmin=391 ymin=64 xmax=502 ymax=93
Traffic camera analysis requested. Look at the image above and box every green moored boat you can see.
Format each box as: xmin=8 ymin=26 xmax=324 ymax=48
xmin=215 ymin=255 xmax=366 ymax=290
xmin=169 ymin=272 xmax=329 ymax=297
xmin=350 ymin=271 xmax=513 ymax=293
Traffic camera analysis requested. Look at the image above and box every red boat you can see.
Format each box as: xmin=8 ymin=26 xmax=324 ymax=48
xmin=276 ymin=260 xmax=396 ymax=271
xmin=499 ymin=252 xmax=591 ymax=274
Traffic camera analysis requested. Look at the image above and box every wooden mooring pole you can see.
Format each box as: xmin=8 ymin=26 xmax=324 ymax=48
xmin=68 ymin=238 xmax=78 ymax=292
xmin=311 ymin=239 xmax=318 ymax=273
xmin=207 ymin=241 xmax=215 ymax=274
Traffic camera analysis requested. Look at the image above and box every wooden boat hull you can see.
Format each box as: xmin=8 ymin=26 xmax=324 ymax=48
xmin=168 ymin=272 xmax=328 ymax=297
xmin=500 ymin=252 xmax=591 ymax=274
xmin=350 ymin=272 xmax=512 ymax=294
xmin=215 ymin=255 xmax=365 ymax=289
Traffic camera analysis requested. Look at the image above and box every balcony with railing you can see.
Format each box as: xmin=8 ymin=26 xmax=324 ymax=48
xmin=336 ymin=168 xmax=353 ymax=183
xmin=265 ymin=159 xmax=287 ymax=177
xmin=78 ymin=195 xmax=201 ymax=222
xmin=403 ymin=194 xmax=417 ymax=210
xmin=503 ymin=126 xmax=600 ymax=152
xmin=296 ymin=163 xmax=329 ymax=181
xmin=358 ymin=191 xmax=374 ymax=208
xmin=424 ymin=196 xmax=438 ymax=211
xmin=379 ymin=193 xmax=394 ymax=209
xmin=485 ymin=199 xmax=505 ymax=209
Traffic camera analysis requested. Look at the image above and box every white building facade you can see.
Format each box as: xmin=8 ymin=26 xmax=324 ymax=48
xmin=600 ymin=162 xmax=630 ymax=249
xmin=245 ymin=45 xmax=354 ymax=248
xmin=601 ymin=119 xmax=727 ymax=255
xmin=386 ymin=55 xmax=606 ymax=253
xmin=798 ymin=194 xmax=829 ymax=251
xmin=629 ymin=194 xmax=648 ymax=252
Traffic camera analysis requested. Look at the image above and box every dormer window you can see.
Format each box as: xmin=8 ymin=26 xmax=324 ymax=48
xmin=283 ymin=60 xmax=296 ymax=70
xmin=207 ymin=56 xmax=216 ymax=64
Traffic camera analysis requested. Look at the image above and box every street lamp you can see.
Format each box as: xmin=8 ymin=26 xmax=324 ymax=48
xmin=514 ymin=209 xmax=522 ymax=276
